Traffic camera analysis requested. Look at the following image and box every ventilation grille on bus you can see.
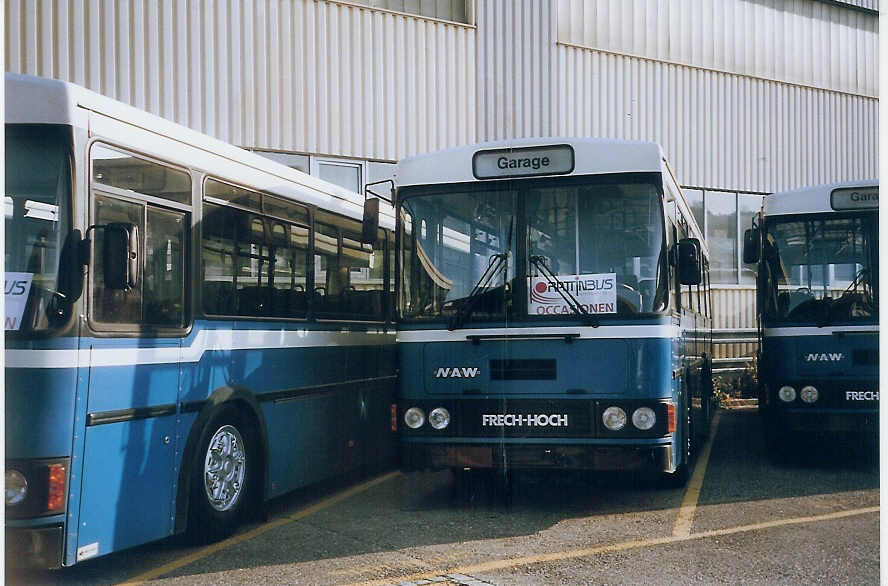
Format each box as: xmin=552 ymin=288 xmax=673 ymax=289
xmin=490 ymin=359 xmax=556 ymax=380
xmin=853 ymin=349 xmax=878 ymax=365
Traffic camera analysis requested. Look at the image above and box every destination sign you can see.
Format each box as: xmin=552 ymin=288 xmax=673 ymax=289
xmin=830 ymin=186 xmax=878 ymax=210
xmin=473 ymin=144 xmax=574 ymax=179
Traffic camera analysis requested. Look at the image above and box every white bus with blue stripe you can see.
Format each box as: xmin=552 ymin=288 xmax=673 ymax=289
xmin=743 ymin=180 xmax=878 ymax=449
xmin=387 ymin=138 xmax=713 ymax=487
xmin=5 ymin=74 xmax=397 ymax=567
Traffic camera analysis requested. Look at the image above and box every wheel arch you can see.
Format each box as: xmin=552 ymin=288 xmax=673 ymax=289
xmin=173 ymin=385 xmax=269 ymax=534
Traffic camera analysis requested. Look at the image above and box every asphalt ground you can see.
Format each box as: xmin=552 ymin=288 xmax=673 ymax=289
xmin=8 ymin=407 xmax=880 ymax=585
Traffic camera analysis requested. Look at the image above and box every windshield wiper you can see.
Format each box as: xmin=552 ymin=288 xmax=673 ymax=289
xmin=448 ymin=252 xmax=509 ymax=330
xmin=529 ymin=255 xmax=599 ymax=326
xmin=448 ymin=218 xmax=514 ymax=330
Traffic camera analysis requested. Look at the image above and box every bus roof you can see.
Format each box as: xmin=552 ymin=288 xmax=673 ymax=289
xmin=763 ymin=179 xmax=879 ymax=216
xmin=5 ymin=73 xmax=392 ymax=227
xmin=395 ymin=137 xmax=665 ymax=187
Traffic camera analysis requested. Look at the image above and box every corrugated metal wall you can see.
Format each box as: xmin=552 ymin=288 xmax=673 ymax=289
xmin=4 ymin=0 xmax=477 ymax=161
xmin=554 ymin=43 xmax=879 ymax=193
xmin=5 ymin=0 xmax=877 ymax=191
xmin=474 ymin=0 xmax=557 ymax=141
xmin=557 ymin=0 xmax=879 ymax=97
xmin=712 ymin=287 xmax=757 ymax=360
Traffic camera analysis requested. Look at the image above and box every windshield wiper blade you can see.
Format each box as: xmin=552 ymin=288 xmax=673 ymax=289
xmin=529 ymin=255 xmax=599 ymax=325
xmin=448 ymin=252 xmax=509 ymax=330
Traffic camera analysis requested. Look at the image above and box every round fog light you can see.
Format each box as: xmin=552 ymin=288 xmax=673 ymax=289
xmin=429 ymin=407 xmax=451 ymax=430
xmin=800 ymin=386 xmax=819 ymax=404
xmin=5 ymin=469 xmax=27 ymax=506
xmin=632 ymin=407 xmax=656 ymax=430
xmin=778 ymin=385 xmax=797 ymax=403
xmin=602 ymin=406 xmax=627 ymax=431
xmin=404 ymin=407 xmax=425 ymax=429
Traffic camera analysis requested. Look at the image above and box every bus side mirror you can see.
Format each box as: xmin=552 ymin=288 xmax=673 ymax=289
xmin=103 ymin=222 xmax=140 ymax=290
xmin=742 ymin=228 xmax=761 ymax=264
xmin=361 ymin=197 xmax=379 ymax=244
xmin=677 ymin=238 xmax=702 ymax=285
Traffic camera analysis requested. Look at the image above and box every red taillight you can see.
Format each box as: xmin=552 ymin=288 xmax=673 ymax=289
xmin=391 ymin=403 xmax=398 ymax=432
xmin=47 ymin=463 xmax=66 ymax=513
xmin=666 ymin=403 xmax=676 ymax=433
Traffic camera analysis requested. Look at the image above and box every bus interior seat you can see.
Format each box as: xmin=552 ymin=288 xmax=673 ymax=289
xmin=237 ymin=286 xmax=266 ymax=315
xmin=203 ymin=282 xmax=235 ymax=315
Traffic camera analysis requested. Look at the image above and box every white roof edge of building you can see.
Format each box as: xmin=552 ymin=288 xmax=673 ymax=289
xmin=764 ymin=179 xmax=879 ymax=216
xmin=5 ymin=73 xmax=394 ymax=226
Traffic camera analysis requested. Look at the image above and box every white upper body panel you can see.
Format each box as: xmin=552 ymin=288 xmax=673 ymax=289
xmin=395 ymin=137 xmax=665 ymax=187
xmin=5 ymin=73 xmax=394 ymax=228
xmin=763 ymin=179 xmax=879 ymax=217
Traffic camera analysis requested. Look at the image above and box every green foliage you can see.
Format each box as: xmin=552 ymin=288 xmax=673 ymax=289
xmin=713 ymin=357 xmax=758 ymax=405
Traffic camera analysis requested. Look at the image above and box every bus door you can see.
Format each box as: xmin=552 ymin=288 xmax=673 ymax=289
xmin=75 ymin=170 xmax=190 ymax=561
xmin=75 ymin=339 xmax=182 ymax=561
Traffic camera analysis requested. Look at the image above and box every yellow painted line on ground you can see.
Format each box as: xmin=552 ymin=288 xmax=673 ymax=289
xmin=673 ymin=409 xmax=722 ymax=537
xmin=117 ymin=470 xmax=401 ymax=586
xmin=353 ymin=505 xmax=879 ymax=586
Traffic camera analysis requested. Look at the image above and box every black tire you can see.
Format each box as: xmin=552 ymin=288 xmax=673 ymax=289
xmin=451 ymin=468 xmax=482 ymax=503
xmin=189 ymin=407 xmax=256 ymax=543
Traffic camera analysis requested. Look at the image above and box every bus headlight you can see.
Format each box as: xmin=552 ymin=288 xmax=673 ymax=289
xmin=632 ymin=407 xmax=656 ymax=430
xmin=777 ymin=385 xmax=797 ymax=403
xmin=404 ymin=407 xmax=425 ymax=429
xmin=429 ymin=407 xmax=451 ymax=430
xmin=800 ymin=386 xmax=819 ymax=404
xmin=5 ymin=469 xmax=27 ymax=506
xmin=602 ymin=406 xmax=627 ymax=431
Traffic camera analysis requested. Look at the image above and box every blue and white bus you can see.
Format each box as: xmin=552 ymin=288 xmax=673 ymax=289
xmin=5 ymin=74 xmax=397 ymax=567
xmin=386 ymin=139 xmax=713 ymax=487
xmin=743 ymin=180 xmax=878 ymax=449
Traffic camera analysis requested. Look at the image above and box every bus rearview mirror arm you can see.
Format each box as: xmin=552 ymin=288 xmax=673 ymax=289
xmin=361 ymin=179 xmax=394 ymax=244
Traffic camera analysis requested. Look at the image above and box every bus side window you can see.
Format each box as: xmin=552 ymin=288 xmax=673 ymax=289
xmin=202 ymin=181 xmax=310 ymax=319
xmin=313 ymin=212 xmax=385 ymax=321
xmin=91 ymin=145 xmax=190 ymax=329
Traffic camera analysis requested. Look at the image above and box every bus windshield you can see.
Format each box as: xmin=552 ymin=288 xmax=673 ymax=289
xmin=399 ymin=175 xmax=667 ymax=322
xmin=5 ymin=125 xmax=72 ymax=334
xmin=762 ymin=213 xmax=878 ymax=325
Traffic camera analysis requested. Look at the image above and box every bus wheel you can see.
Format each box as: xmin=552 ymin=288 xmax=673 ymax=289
xmin=189 ymin=408 xmax=255 ymax=542
xmin=451 ymin=468 xmax=483 ymax=503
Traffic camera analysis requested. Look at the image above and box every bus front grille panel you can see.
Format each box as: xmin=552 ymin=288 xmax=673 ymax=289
xmin=490 ymin=359 xmax=556 ymax=380
xmin=853 ymin=349 xmax=878 ymax=366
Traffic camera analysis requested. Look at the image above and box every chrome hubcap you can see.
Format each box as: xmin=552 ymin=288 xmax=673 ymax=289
xmin=204 ymin=424 xmax=246 ymax=512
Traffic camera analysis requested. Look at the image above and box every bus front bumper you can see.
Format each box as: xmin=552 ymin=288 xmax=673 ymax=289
xmin=6 ymin=524 xmax=64 ymax=569
xmin=774 ymin=409 xmax=878 ymax=434
xmin=401 ymin=442 xmax=674 ymax=473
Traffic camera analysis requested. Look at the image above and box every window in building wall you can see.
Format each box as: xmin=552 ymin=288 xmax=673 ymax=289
xmin=312 ymin=158 xmax=363 ymax=194
xmin=705 ymin=192 xmax=738 ymax=284
xmin=348 ymin=0 xmax=468 ymax=23
xmin=253 ymin=150 xmax=310 ymax=174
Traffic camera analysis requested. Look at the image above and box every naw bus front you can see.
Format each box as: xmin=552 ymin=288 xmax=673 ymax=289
xmin=751 ymin=183 xmax=879 ymax=441
xmin=393 ymin=141 xmax=704 ymax=481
